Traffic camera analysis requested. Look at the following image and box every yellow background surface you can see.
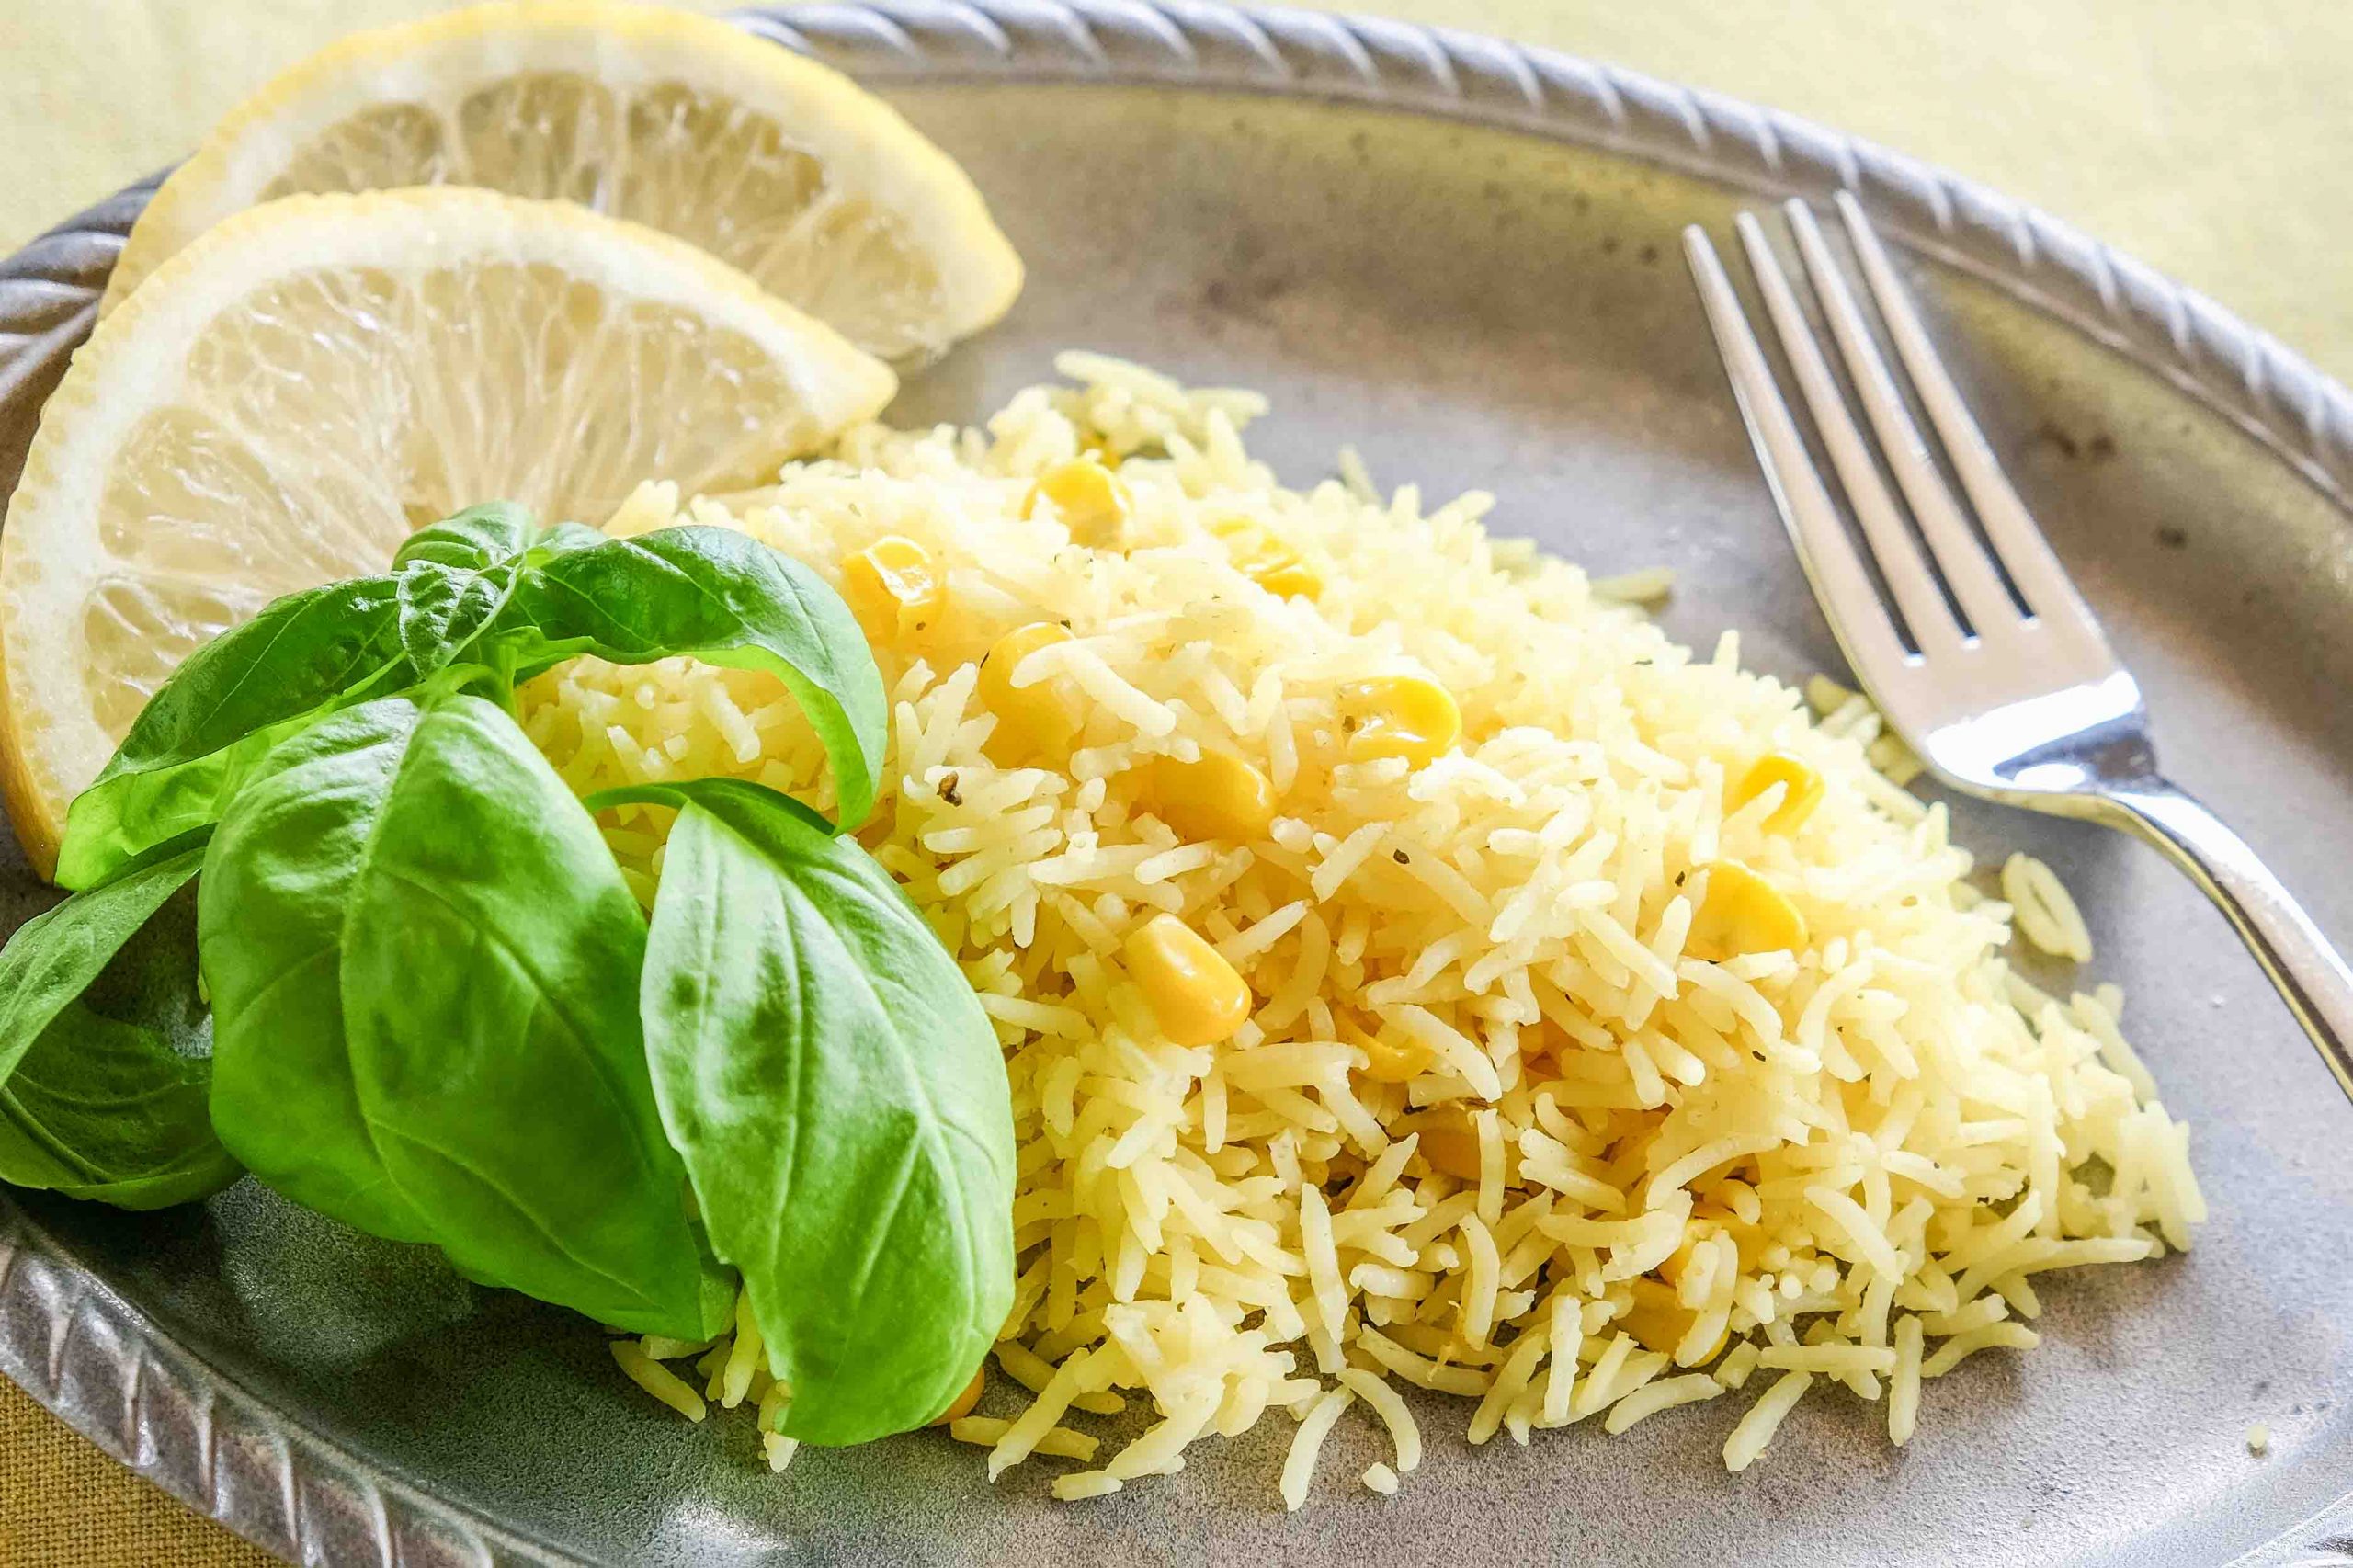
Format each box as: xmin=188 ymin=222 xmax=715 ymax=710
xmin=1 ymin=1 xmax=2347 ymax=1561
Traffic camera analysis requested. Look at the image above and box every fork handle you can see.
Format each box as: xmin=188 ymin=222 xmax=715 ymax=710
xmin=2100 ymin=779 xmax=2353 ymax=1102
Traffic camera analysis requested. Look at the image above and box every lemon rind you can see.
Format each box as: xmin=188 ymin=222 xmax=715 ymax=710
xmin=102 ymin=1 xmax=1023 ymax=353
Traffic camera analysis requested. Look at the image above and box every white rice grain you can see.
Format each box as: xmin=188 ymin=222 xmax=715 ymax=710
xmin=1280 ymin=1389 xmax=1355 ymax=1511
xmin=1723 ymin=1372 xmax=1814 ymax=1472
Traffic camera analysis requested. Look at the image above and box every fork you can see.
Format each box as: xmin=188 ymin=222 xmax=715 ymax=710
xmin=1683 ymin=192 xmax=2353 ymax=1102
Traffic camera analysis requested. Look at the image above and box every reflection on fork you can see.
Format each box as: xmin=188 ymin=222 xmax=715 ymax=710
xmin=1683 ymin=191 xmax=2353 ymax=1102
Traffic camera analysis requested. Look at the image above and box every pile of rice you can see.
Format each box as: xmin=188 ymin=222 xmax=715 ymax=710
xmin=520 ymin=353 xmax=2203 ymax=1502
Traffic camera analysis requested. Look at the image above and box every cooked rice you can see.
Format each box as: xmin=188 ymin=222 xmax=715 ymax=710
xmin=2004 ymin=852 xmax=2095 ymax=963
xmin=949 ymin=1416 xmax=1099 ymax=1461
xmin=1281 ymin=1387 xmax=1354 ymax=1510
xmin=526 ymin=353 xmax=2201 ymax=1500
xmin=610 ymin=1340 xmax=705 ymax=1423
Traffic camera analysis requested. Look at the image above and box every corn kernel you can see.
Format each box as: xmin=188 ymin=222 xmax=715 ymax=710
xmin=1142 ymin=752 xmax=1278 ymax=843
xmin=839 ymin=536 xmax=945 ymax=642
xmin=1729 ymin=751 xmax=1825 ymax=834
xmin=1339 ymin=676 xmax=1460 ymax=768
xmin=1209 ymin=516 xmax=1320 ymax=598
xmin=1686 ymin=860 xmax=1809 ymax=961
xmin=979 ymin=622 xmax=1078 ymax=764
xmin=1401 ymin=1106 xmax=1484 ymax=1182
xmin=1023 ymin=459 xmax=1132 ymax=547
xmin=1337 ymin=1009 xmax=1436 ymax=1085
xmin=1620 ymin=1277 xmax=1729 ymax=1364
xmin=1124 ymin=914 xmax=1252 ymax=1046
xmin=929 ymin=1368 xmax=985 ymax=1426
xmin=1256 ymin=557 xmax=1320 ymax=597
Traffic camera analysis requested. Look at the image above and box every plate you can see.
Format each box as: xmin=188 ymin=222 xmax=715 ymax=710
xmin=5 ymin=5 xmax=2353 ymax=1564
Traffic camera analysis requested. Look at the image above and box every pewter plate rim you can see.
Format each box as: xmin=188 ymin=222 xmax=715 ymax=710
xmin=3 ymin=3 xmax=2351 ymax=1563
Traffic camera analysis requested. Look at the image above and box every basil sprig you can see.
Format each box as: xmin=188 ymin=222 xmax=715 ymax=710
xmin=56 ymin=505 xmax=887 ymax=888
xmin=0 ymin=505 xmax=1014 ymax=1431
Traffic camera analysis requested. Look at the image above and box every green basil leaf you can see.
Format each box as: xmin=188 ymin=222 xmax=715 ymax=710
xmin=390 ymin=502 xmax=542 ymax=572
xmin=607 ymin=777 xmax=1015 ymax=1444
xmin=392 ymin=501 xmax=602 ymax=574
xmin=511 ymin=528 xmax=887 ymax=829
xmin=0 ymin=833 xmax=239 ymax=1208
xmin=0 ymin=833 xmax=210 ymax=1084
xmin=202 ymin=695 xmax=734 ymax=1336
xmin=0 ymin=1000 xmax=241 ymax=1210
xmin=392 ymin=560 xmax=519 ymax=682
xmin=198 ymin=706 xmax=439 ymax=1245
xmin=54 ymin=581 xmax=412 ymax=888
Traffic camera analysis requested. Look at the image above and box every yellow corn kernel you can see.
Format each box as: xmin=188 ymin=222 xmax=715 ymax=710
xmin=1620 ymin=1277 xmax=1729 ymax=1364
xmin=1142 ymin=752 xmax=1278 ymax=843
xmin=979 ymin=622 xmax=1078 ymax=764
xmin=1401 ymin=1107 xmax=1483 ymax=1182
xmin=1338 ymin=676 xmax=1460 ymax=768
xmin=1336 ymin=1009 xmax=1436 ymax=1085
xmin=1729 ymin=751 xmax=1825 ymax=834
xmin=1686 ymin=860 xmax=1809 ymax=962
xmin=1208 ymin=516 xmax=1320 ymax=598
xmin=1022 ymin=458 xmax=1132 ymax=547
xmin=839 ymin=536 xmax=945 ymax=642
xmin=1124 ymin=915 xmax=1252 ymax=1046
xmin=929 ymin=1368 xmax=985 ymax=1426
xmin=1256 ymin=558 xmax=1320 ymax=597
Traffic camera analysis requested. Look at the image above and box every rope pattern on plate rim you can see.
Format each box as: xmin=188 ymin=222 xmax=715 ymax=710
xmin=1 ymin=5 xmax=2352 ymax=1563
xmin=722 ymin=0 xmax=2353 ymax=507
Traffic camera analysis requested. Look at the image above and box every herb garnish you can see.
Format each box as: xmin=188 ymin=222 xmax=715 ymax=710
xmin=0 ymin=506 xmax=1010 ymax=1442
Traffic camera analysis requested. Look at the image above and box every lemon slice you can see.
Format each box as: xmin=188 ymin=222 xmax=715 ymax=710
xmin=1 ymin=187 xmax=895 ymax=877
xmin=100 ymin=0 xmax=1023 ymax=359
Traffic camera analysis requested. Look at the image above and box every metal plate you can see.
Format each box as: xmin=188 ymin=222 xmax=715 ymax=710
xmin=4 ymin=4 xmax=2352 ymax=1563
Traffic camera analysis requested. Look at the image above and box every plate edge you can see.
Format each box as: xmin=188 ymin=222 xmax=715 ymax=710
xmin=0 ymin=1203 xmax=576 ymax=1566
xmin=722 ymin=0 xmax=2353 ymax=514
xmin=3 ymin=3 xmax=2352 ymax=1563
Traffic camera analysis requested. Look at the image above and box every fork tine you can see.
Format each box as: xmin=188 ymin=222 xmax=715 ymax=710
xmin=1681 ymin=225 xmax=1914 ymax=687
xmin=1832 ymin=191 xmax=2106 ymax=635
xmin=1780 ymin=199 xmax=2020 ymax=638
xmin=1732 ymin=212 xmax=1967 ymax=658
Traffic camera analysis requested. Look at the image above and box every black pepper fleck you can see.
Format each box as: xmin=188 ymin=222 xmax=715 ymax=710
xmin=938 ymin=771 xmax=962 ymax=805
xmin=1392 ymin=848 xmax=1411 ymax=864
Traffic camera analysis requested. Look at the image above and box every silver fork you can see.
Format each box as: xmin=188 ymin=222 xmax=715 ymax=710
xmin=1683 ymin=192 xmax=2353 ymax=1101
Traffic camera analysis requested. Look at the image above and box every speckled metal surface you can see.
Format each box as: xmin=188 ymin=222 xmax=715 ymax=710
xmin=3 ymin=5 xmax=2352 ymax=1564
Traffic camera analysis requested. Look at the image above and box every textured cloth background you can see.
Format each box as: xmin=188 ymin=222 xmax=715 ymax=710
xmin=1 ymin=1 xmax=2347 ymax=1562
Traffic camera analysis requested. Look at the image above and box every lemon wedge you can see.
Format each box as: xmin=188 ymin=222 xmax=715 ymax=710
xmin=100 ymin=0 xmax=1023 ymax=359
xmin=1 ymin=187 xmax=895 ymax=877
